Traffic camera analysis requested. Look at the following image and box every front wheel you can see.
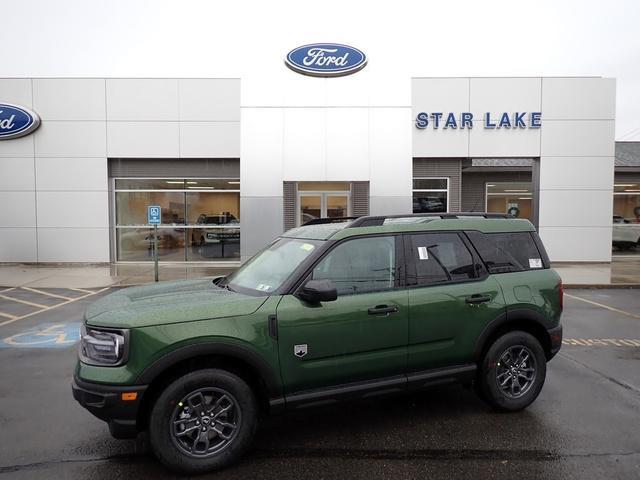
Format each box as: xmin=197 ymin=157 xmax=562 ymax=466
xmin=477 ymin=331 xmax=546 ymax=411
xmin=148 ymin=369 xmax=257 ymax=474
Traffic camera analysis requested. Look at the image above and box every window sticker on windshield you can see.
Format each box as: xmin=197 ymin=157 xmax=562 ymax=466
xmin=417 ymin=246 xmax=429 ymax=260
xmin=529 ymin=258 xmax=542 ymax=269
xmin=256 ymin=284 xmax=272 ymax=292
xmin=300 ymin=243 xmax=315 ymax=252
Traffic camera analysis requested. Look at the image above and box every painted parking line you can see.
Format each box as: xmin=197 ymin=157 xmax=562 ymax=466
xmin=0 ymin=322 xmax=80 ymax=349
xmin=0 ymin=287 xmax=110 ymax=328
xmin=563 ymin=338 xmax=640 ymax=347
xmin=564 ymin=293 xmax=640 ymax=321
xmin=69 ymin=287 xmax=101 ymax=295
xmin=0 ymin=311 xmax=17 ymax=320
xmin=21 ymin=286 xmax=73 ymax=301
xmin=0 ymin=293 xmax=48 ymax=310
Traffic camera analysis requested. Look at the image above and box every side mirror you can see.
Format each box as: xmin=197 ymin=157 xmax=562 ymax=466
xmin=296 ymin=279 xmax=338 ymax=303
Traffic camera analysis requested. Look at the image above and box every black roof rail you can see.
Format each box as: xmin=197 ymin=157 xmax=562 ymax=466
xmin=302 ymin=216 xmax=361 ymax=226
xmin=348 ymin=212 xmax=514 ymax=228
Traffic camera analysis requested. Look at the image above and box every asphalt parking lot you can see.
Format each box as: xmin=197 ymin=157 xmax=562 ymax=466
xmin=0 ymin=287 xmax=639 ymax=479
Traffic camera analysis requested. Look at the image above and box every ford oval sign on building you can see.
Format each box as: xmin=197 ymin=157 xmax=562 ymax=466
xmin=0 ymin=103 xmax=41 ymax=140
xmin=285 ymin=43 xmax=367 ymax=77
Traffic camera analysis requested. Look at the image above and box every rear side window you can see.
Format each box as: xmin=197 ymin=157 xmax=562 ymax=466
xmin=406 ymin=233 xmax=479 ymax=286
xmin=466 ymin=231 xmax=544 ymax=274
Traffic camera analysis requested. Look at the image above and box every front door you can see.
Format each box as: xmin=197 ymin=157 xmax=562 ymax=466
xmin=276 ymin=235 xmax=408 ymax=394
xmin=403 ymin=232 xmax=506 ymax=372
xmin=299 ymin=192 xmax=350 ymax=225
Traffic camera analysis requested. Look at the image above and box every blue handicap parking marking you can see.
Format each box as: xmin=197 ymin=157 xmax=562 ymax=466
xmin=0 ymin=322 xmax=81 ymax=349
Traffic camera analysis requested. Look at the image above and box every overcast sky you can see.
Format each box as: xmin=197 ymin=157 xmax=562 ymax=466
xmin=2 ymin=0 xmax=639 ymax=139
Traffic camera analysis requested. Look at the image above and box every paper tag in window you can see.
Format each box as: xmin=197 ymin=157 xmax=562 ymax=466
xmin=300 ymin=243 xmax=315 ymax=252
xmin=529 ymin=258 xmax=542 ymax=269
xmin=417 ymin=246 xmax=429 ymax=260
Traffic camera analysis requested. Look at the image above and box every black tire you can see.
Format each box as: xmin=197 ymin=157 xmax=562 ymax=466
xmin=148 ymin=369 xmax=257 ymax=474
xmin=477 ymin=331 xmax=546 ymax=412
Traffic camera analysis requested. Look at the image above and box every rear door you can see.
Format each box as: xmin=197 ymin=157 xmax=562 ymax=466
xmin=404 ymin=232 xmax=506 ymax=373
xmin=276 ymin=234 xmax=408 ymax=394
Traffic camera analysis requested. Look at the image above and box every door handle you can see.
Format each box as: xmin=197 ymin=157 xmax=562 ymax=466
xmin=368 ymin=304 xmax=399 ymax=315
xmin=465 ymin=294 xmax=492 ymax=305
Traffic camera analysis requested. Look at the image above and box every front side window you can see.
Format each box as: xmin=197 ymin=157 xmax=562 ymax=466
xmin=413 ymin=178 xmax=448 ymax=214
xmin=407 ymin=233 xmax=477 ymax=286
xmin=312 ymin=236 xmax=396 ymax=296
xmin=226 ymin=238 xmax=322 ymax=295
xmin=467 ymin=231 xmax=544 ymax=273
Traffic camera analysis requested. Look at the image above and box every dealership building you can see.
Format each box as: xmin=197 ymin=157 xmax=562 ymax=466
xmin=0 ymin=48 xmax=638 ymax=265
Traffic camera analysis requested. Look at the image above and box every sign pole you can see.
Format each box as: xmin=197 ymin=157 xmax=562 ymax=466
xmin=148 ymin=205 xmax=161 ymax=283
xmin=153 ymin=224 xmax=159 ymax=282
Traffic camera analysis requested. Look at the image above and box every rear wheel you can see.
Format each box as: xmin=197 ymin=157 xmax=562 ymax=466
xmin=477 ymin=331 xmax=546 ymax=411
xmin=148 ymin=369 xmax=257 ymax=474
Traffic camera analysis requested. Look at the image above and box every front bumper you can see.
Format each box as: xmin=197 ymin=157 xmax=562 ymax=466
xmin=72 ymin=377 xmax=148 ymax=439
xmin=547 ymin=324 xmax=563 ymax=359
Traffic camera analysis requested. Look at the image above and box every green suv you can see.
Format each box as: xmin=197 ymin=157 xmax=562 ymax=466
xmin=73 ymin=213 xmax=563 ymax=474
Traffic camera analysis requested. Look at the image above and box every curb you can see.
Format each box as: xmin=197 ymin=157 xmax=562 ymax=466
xmin=564 ymin=284 xmax=640 ymax=289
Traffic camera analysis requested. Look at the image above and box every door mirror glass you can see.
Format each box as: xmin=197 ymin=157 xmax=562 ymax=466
xmin=297 ymin=279 xmax=338 ymax=303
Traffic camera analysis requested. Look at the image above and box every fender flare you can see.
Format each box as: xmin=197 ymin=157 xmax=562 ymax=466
xmin=473 ymin=308 xmax=550 ymax=361
xmin=135 ymin=341 xmax=282 ymax=398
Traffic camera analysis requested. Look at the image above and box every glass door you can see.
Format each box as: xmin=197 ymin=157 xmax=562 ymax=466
xmin=298 ymin=190 xmax=351 ymax=226
xmin=299 ymin=194 xmax=322 ymax=225
xmin=326 ymin=194 xmax=349 ymax=219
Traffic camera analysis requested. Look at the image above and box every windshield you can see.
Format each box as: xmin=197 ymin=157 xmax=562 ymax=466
xmin=226 ymin=237 xmax=322 ymax=294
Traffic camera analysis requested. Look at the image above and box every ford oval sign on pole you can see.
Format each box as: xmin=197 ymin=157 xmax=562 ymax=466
xmin=285 ymin=43 xmax=367 ymax=77
xmin=0 ymin=104 xmax=41 ymax=140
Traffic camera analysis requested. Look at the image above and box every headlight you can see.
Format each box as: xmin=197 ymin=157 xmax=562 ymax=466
xmin=79 ymin=324 xmax=129 ymax=366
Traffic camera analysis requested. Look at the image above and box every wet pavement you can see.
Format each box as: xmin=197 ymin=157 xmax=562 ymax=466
xmin=0 ymin=288 xmax=639 ymax=479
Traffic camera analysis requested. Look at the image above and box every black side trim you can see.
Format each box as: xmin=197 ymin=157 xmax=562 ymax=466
xmin=135 ymin=342 xmax=282 ymax=398
xmin=407 ymin=364 xmax=476 ymax=390
xmin=286 ymin=375 xmax=407 ymax=409
xmin=268 ymin=314 xmax=278 ymax=340
xmin=547 ymin=324 xmax=563 ymax=359
xmin=285 ymin=364 xmax=478 ymax=410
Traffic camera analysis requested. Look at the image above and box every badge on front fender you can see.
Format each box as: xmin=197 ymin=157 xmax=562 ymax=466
xmin=294 ymin=344 xmax=308 ymax=358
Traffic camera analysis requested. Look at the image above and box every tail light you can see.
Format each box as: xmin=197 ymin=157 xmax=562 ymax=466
xmin=558 ymin=280 xmax=564 ymax=311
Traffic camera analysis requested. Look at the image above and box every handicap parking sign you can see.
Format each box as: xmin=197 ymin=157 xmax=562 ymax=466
xmin=148 ymin=206 xmax=161 ymax=225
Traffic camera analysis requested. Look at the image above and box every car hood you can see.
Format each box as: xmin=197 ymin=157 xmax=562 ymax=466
xmin=85 ymin=278 xmax=268 ymax=329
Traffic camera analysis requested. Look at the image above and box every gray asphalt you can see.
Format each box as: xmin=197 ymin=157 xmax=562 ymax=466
xmin=0 ymin=287 xmax=639 ymax=479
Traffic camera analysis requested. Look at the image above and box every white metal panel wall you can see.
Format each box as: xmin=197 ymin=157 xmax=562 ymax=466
xmin=0 ymin=78 xmax=240 ymax=263
xmin=412 ymin=76 xmax=616 ymax=262
xmin=240 ymin=69 xmax=412 ymax=260
xmin=538 ymin=78 xmax=616 ymax=262
xmin=0 ymin=79 xmax=37 ymax=261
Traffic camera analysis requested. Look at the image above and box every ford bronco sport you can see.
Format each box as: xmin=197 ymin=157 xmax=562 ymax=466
xmin=72 ymin=213 xmax=563 ymax=474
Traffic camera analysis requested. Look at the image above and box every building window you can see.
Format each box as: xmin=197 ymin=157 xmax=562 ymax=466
xmin=114 ymin=178 xmax=240 ymax=262
xmin=613 ymin=183 xmax=640 ymax=222
xmin=413 ymin=178 xmax=448 ymax=213
xmin=613 ymin=182 xmax=640 ymax=251
xmin=485 ymin=182 xmax=533 ymax=220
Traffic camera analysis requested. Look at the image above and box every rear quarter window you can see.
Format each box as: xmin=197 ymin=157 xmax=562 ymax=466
xmin=466 ymin=231 xmax=545 ymax=274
